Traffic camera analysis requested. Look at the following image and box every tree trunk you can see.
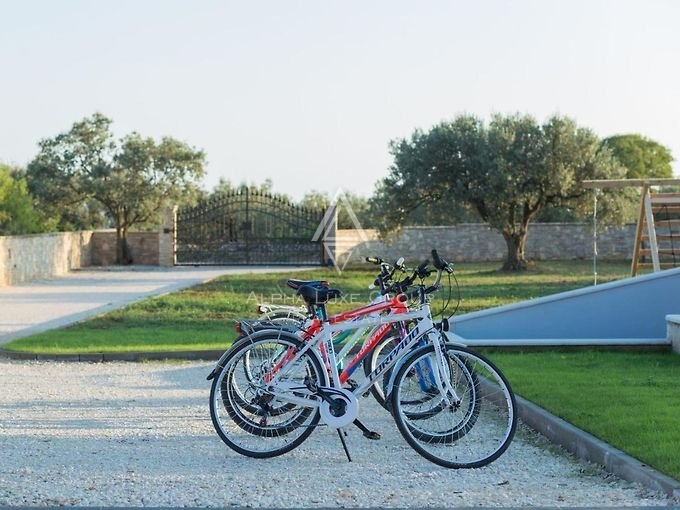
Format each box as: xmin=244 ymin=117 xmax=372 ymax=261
xmin=501 ymin=230 xmax=529 ymax=271
xmin=115 ymin=226 xmax=133 ymax=265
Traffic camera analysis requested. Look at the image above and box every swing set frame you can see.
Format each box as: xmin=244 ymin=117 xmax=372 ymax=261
xmin=583 ymin=178 xmax=680 ymax=279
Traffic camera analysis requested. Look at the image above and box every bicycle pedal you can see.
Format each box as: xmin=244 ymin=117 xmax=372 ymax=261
xmin=353 ymin=418 xmax=381 ymax=441
xmin=345 ymin=378 xmax=358 ymax=390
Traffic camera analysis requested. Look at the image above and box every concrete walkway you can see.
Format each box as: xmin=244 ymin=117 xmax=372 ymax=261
xmin=0 ymin=265 xmax=311 ymax=346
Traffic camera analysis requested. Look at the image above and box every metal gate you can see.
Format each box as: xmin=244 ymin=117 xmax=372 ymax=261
xmin=175 ymin=190 xmax=327 ymax=265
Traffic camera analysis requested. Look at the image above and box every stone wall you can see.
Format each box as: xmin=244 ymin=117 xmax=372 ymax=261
xmin=90 ymin=231 xmax=160 ymax=266
xmin=0 ymin=229 xmax=164 ymax=287
xmin=0 ymin=222 xmax=639 ymax=287
xmin=0 ymin=231 xmax=94 ymax=286
xmin=158 ymin=206 xmax=177 ymax=267
xmin=335 ymin=223 xmax=637 ymax=265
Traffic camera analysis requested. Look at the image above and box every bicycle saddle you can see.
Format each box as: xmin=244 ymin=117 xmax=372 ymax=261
xmin=296 ymin=284 xmax=342 ymax=305
xmin=286 ymin=279 xmax=329 ymax=290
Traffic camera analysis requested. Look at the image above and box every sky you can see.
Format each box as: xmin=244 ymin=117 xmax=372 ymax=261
xmin=1 ymin=0 xmax=679 ymax=201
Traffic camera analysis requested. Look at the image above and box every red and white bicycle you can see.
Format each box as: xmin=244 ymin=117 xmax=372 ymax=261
xmin=208 ymin=250 xmax=517 ymax=469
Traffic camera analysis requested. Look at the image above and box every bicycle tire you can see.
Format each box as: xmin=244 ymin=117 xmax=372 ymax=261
xmin=215 ymin=335 xmax=316 ymax=437
xmin=209 ymin=330 xmax=325 ymax=458
xmin=390 ymin=343 xmax=517 ymax=469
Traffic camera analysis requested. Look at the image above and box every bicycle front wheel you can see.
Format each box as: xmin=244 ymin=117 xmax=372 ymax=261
xmin=209 ymin=330 xmax=325 ymax=458
xmin=390 ymin=343 xmax=517 ymax=469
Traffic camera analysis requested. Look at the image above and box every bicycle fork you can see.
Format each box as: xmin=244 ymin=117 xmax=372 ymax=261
xmin=430 ymin=340 xmax=464 ymax=409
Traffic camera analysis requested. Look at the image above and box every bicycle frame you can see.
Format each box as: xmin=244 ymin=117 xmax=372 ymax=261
xmin=262 ymin=293 xmax=407 ymax=383
xmin=299 ymin=293 xmax=410 ymax=383
xmin=209 ymin=293 xmax=407 ymax=384
xmin=264 ymin=298 xmax=454 ymax=410
xmin=323 ymin=303 xmax=439 ymax=398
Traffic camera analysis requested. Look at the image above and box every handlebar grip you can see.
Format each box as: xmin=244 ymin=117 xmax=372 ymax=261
xmin=417 ymin=259 xmax=430 ymax=273
xmin=431 ymin=249 xmax=443 ymax=268
xmin=431 ymin=249 xmax=453 ymax=273
xmin=366 ymin=256 xmax=381 ymax=264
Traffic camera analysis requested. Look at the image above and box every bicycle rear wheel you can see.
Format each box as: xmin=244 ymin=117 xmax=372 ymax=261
xmin=209 ymin=330 xmax=325 ymax=458
xmin=390 ymin=343 xmax=517 ymax=469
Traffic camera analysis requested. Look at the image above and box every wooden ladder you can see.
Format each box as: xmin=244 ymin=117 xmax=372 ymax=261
xmin=631 ymin=186 xmax=680 ymax=276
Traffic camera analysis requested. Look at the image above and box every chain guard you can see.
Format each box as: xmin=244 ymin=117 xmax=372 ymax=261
xmin=319 ymin=388 xmax=358 ymax=428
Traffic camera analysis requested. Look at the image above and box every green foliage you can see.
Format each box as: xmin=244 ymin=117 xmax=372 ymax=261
xmin=368 ymin=181 xmax=478 ymax=229
xmin=296 ymin=189 xmax=376 ymax=229
xmin=112 ymin=132 xmax=206 ymax=229
xmin=602 ymin=134 xmax=674 ymax=179
xmin=26 ymin=113 xmax=206 ymax=262
xmin=0 ymin=163 xmax=45 ymax=235
xmin=297 ymin=189 xmax=328 ymax=211
xmin=375 ymin=113 xmax=629 ymax=270
xmin=206 ymin=177 xmax=283 ymax=201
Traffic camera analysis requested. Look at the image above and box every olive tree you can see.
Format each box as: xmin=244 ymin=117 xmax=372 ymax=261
xmin=27 ymin=113 xmax=206 ymax=263
xmin=374 ymin=113 xmax=627 ymax=271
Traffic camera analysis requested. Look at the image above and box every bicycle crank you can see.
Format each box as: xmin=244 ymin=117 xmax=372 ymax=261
xmin=318 ymin=388 xmax=359 ymax=428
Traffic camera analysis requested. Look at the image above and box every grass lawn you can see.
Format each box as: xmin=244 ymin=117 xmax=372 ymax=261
xmin=3 ymin=259 xmax=680 ymax=481
xmin=487 ymin=348 xmax=680 ymax=482
xmin=3 ymin=259 xmax=633 ymax=354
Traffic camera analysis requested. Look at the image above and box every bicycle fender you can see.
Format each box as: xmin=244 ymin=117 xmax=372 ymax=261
xmin=206 ymin=347 xmax=236 ymax=380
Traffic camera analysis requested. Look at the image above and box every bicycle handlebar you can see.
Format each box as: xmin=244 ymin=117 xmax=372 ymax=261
xmin=375 ymin=248 xmax=454 ymax=302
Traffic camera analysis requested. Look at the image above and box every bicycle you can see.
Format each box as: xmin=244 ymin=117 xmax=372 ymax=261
xmin=211 ymin=254 xmax=456 ymax=416
xmin=209 ymin=256 xmax=419 ymax=412
xmin=212 ymin=252 xmax=469 ymax=425
xmin=208 ymin=250 xmax=517 ymax=468
xmin=209 ymin=270 xmax=411 ymax=425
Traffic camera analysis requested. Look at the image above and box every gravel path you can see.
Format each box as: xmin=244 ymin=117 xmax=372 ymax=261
xmin=0 ymin=359 xmax=675 ymax=508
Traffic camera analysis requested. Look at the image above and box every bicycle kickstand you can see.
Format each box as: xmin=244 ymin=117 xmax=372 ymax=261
xmin=337 ymin=428 xmax=352 ymax=462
